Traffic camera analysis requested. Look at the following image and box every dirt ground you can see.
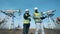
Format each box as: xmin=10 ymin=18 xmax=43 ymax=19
xmin=0 ymin=28 xmax=60 ymax=34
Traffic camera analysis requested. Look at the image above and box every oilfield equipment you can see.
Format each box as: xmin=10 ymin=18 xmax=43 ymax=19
xmin=43 ymin=10 xmax=60 ymax=30
xmin=0 ymin=9 xmax=21 ymax=30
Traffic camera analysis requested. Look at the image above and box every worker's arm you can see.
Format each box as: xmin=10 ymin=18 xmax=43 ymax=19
xmin=28 ymin=15 xmax=31 ymax=21
xmin=23 ymin=13 xmax=31 ymax=21
xmin=40 ymin=12 xmax=47 ymax=20
xmin=40 ymin=16 xmax=46 ymax=20
xmin=23 ymin=14 xmax=28 ymax=19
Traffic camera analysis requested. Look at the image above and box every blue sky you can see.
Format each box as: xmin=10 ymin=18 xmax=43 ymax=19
xmin=0 ymin=0 xmax=60 ymax=29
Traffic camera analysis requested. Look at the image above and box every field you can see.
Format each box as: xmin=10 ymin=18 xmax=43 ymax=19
xmin=0 ymin=28 xmax=60 ymax=34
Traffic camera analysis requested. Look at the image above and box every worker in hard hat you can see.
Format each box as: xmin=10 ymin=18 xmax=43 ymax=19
xmin=22 ymin=9 xmax=31 ymax=34
xmin=33 ymin=7 xmax=46 ymax=34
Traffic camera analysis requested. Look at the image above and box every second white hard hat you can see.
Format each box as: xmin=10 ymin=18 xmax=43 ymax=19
xmin=34 ymin=7 xmax=38 ymax=10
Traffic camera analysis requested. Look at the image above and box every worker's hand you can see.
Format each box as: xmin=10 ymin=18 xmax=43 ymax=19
xmin=40 ymin=16 xmax=46 ymax=20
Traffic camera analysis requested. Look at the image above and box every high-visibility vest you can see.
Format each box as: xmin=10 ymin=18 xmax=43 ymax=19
xmin=34 ymin=12 xmax=41 ymax=22
xmin=23 ymin=19 xmax=30 ymax=24
xmin=23 ymin=14 xmax=30 ymax=24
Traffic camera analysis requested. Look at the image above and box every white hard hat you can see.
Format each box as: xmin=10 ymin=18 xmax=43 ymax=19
xmin=25 ymin=9 xmax=29 ymax=11
xmin=34 ymin=7 xmax=38 ymax=10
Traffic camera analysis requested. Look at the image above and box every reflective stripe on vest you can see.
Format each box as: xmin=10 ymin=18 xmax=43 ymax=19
xmin=23 ymin=19 xmax=30 ymax=24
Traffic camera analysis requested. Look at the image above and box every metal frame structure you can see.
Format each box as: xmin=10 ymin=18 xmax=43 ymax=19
xmin=0 ymin=9 xmax=21 ymax=29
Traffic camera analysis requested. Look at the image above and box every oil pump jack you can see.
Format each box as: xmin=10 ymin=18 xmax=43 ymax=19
xmin=45 ymin=10 xmax=56 ymax=29
xmin=0 ymin=9 xmax=21 ymax=29
xmin=43 ymin=10 xmax=60 ymax=29
xmin=15 ymin=9 xmax=22 ymax=30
